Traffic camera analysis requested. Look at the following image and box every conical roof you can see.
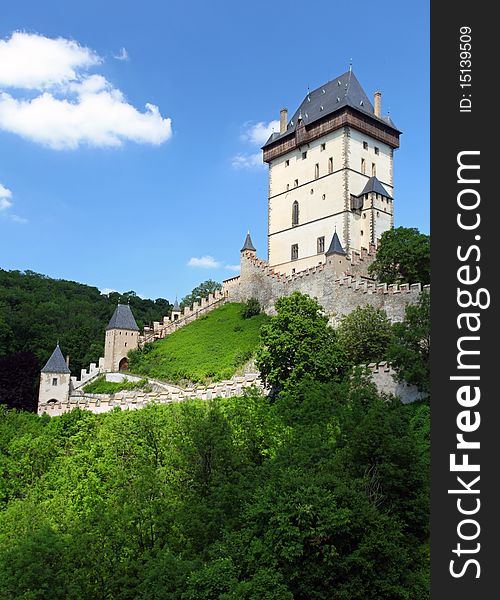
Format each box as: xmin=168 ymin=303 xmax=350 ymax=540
xmin=358 ymin=176 xmax=392 ymax=199
xmin=241 ymin=232 xmax=256 ymax=252
xmin=325 ymin=231 xmax=347 ymax=256
xmin=41 ymin=344 xmax=71 ymax=374
xmin=172 ymin=298 xmax=180 ymax=312
xmin=106 ymin=304 xmax=139 ymax=331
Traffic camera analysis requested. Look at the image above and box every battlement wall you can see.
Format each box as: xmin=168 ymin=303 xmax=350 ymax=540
xmin=140 ymin=290 xmax=226 ymax=345
xmin=225 ymin=251 xmax=428 ymax=323
xmin=38 ymin=373 xmax=264 ymax=417
xmin=364 ymin=361 xmax=427 ymax=404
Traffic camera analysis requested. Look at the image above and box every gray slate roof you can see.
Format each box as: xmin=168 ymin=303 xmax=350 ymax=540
xmin=172 ymin=298 xmax=181 ymax=312
xmin=106 ymin=304 xmax=139 ymax=331
xmin=241 ymin=232 xmax=256 ymax=252
xmin=325 ymin=231 xmax=347 ymax=256
xmin=358 ymin=176 xmax=392 ymax=199
xmin=263 ymin=70 xmax=399 ymax=148
xmin=41 ymin=344 xmax=71 ymax=373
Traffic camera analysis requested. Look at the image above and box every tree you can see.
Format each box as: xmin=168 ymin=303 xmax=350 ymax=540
xmin=368 ymin=227 xmax=430 ymax=285
xmin=240 ymin=298 xmax=261 ymax=319
xmin=388 ymin=291 xmax=430 ymax=392
xmin=180 ymin=280 xmax=222 ymax=309
xmin=255 ymin=291 xmax=347 ymax=389
xmin=336 ymin=305 xmax=392 ymax=366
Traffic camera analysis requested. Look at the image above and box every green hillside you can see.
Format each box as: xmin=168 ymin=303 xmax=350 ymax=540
xmin=128 ymin=302 xmax=268 ymax=384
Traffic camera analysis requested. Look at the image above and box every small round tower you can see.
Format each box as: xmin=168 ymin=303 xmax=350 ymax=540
xmin=38 ymin=343 xmax=71 ymax=407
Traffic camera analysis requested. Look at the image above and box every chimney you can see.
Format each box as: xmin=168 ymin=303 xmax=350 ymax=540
xmin=280 ymin=107 xmax=288 ymax=134
xmin=66 ymin=355 xmax=70 ymax=367
xmin=373 ymin=91 xmax=381 ymax=117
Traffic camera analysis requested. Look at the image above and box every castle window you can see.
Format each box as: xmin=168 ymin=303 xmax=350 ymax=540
xmin=291 ymin=244 xmax=299 ymax=261
xmin=314 ymin=163 xmax=319 ymax=179
xmin=317 ymin=236 xmax=325 ymax=253
xmin=125 ymin=342 xmax=127 ymax=347
xmin=285 ymin=159 xmax=290 ymax=167
xmin=310 ymin=188 xmax=314 ymax=195
xmin=372 ymin=163 xmax=376 ymax=176
xmin=361 ymin=158 xmax=366 ymax=174
xmin=286 ymin=183 xmax=290 ymax=191
xmin=363 ymin=213 xmax=366 ymax=219
xmin=302 ymin=151 xmax=307 ymax=159
xmin=363 ymin=141 xmax=368 ymax=150
xmin=361 ymin=230 xmax=364 ymax=236
xmin=294 ymin=179 xmax=298 ymax=187
xmin=322 ymin=194 xmax=326 ymax=200
xmin=328 ymin=157 xmax=333 ymax=173
xmin=320 ymin=143 xmax=326 ymax=151
xmin=374 ymin=147 xmax=379 ymax=155
xmin=52 ymin=378 xmax=58 ymax=386
xmin=292 ymin=201 xmax=299 ymax=226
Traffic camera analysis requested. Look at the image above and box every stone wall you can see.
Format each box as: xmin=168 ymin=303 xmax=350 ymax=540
xmin=226 ymin=250 xmax=427 ymax=324
xmin=366 ymin=361 xmax=426 ymax=404
xmin=38 ymin=373 xmax=264 ymax=417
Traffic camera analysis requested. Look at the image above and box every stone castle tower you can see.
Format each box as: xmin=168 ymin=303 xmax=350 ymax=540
xmin=103 ymin=304 xmax=140 ymax=372
xmin=38 ymin=343 xmax=71 ymax=405
xmin=261 ymin=69 xmax=400 ymax=275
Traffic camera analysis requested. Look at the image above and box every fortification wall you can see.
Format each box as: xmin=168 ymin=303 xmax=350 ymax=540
xmin=365 ymin=361 xmax=426 ymax=404
xmin=38 ymin=373 xmax=264 ymax=417
xmin=226 ymin=252 xmax=427 ymax=323
xmin=140 ymin=290 xmax=226 ymax=345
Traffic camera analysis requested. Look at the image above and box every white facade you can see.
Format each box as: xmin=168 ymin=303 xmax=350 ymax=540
xmin=103 ymin=328 xmax=139 ymax=372
xmin=267 ymin=126 xmax=394 ymax=276
xmin=39 ymin=371 xmax=71 ymax=405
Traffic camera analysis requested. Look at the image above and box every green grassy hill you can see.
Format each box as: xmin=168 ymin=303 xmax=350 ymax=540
xmin=128 ymin=302 xmax=268 ymax=385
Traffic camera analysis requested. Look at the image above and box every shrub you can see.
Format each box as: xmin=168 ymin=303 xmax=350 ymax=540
xmin=241 ymin=298 xmax=261 ymax=319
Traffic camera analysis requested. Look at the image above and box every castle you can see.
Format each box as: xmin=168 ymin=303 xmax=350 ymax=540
xmin=38 ymin=70 xmax=427 ymax=415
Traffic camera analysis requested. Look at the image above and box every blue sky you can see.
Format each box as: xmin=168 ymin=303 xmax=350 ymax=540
xmin=0 ymin=0 xmax=429 ymax=302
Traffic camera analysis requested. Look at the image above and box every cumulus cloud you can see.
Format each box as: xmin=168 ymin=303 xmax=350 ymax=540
xmin=113 ymin=47 xmax=129 ymax=61
xmin=241 ymin=120 xmax=280 ymax=145
xmin=0 ymin=31 xmax=172 ymax=149
xmin=187 ymin=256 xmax=222 ymax=269
xmin=225 ymin=264 xmax=240 ymax=273
xmin=231 ymin=152 xmax=264 ymax=170
xmin=0 ymin=183 xmax=12 ymax=210
xmin=232 ymin=119 xmax=278 ymax=170
xmin=0 ymin=31 xmax=100 ymax=90
xmin=0 ymin=182 xmax=26 ymax=223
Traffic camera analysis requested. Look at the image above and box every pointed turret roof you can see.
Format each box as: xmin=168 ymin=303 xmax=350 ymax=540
xmin=172 ymin=298 xmax=181 ymax=312
xmin=106 ymin=304 xmax=139 ymax=331
xmin=41 ymin=344 xmax=71 ymax=374
xmin=358 ymin=176 xmax=392 ymax=199
xmin=263 ymin=70 xmax=400 ymax=148
xmin=325 ymin=231 xmax=347 ymax=256
xmin=241 ymin=232 xmax=256 ymax=252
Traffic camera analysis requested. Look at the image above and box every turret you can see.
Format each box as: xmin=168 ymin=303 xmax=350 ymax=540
xmin=103 ymin=304 xmax=140 ymax=372
xmin=38 ymin=344 xmax=71 ymax=408
xmin=325 ymin=230 xmax=349 ymax=275
xmin=171 ymin=298 xmax=181 ymax=322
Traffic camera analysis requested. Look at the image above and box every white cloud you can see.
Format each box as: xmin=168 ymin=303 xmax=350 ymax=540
xmin=187 ymin=256 xmax=222 ymax=269
xmin=0 ymin=182 xmax=26 ymax=223
xmin=241 ymin=120 xmax=280 ymax=145
xmin=0 ymin=32 xmax=172 ymax=149
xmin=100 ymin=287 xmax=120 ymax=295
xmin=225 ymin=264 xmax=240 ymax=273
xmin=0 ymin=31 xmax=100 ymax=90
xmin=231 ymin=152 xmax=264 ymax=170
xmin=113 ymin=47 xmax=129 ymax=61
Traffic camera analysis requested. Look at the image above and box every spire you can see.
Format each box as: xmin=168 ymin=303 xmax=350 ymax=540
xmin=41 ymin=344 xmax=71 ymax=374
xmin=241 ymin=231 xmax=256 ymax=252
xmin=106 ymin=304 xmax=139 ymax=331
xmin=325 ymin=230 xmax=347 ymax=256
xmin=173 ymin=297 xmax=180 ymax=312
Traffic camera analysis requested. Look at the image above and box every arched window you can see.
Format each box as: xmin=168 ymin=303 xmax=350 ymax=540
xmin=292 ymin=201 xmax=299 ymax=226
